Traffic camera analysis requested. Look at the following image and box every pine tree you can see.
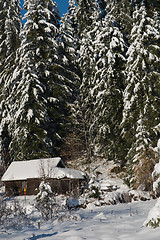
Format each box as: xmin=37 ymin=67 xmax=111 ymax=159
xmin=0 ymin=0 xmax=21 ymax=168
xmin=8 ymin=0 xmax=72 ymax=161
xmin=122 ymin=2 xmax=160 ymax=186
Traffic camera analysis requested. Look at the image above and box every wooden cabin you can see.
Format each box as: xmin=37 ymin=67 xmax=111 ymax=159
xmin=1 ymin=158 xmax=87 ymax=196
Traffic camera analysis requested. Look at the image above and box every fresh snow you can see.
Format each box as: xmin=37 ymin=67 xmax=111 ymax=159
xmin=1 ymin=158 xmax=160 ymax=239
xmin=0 ymin=196 xmax=160 ymax=240
xmin=1 ymin=158 xmax=85 ymax=181
xmin=144 ymin=198 xmax=160 ymax=228
xmin=152 ymin=139 xmax=160 ymax=193
xmin=27 ymin=109 xmax=34 ymax=122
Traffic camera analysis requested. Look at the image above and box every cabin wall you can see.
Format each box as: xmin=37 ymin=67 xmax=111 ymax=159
xmin=4 ymin=179 xmax=40 ymax=196
xmin=4 ymin=180 xmax=25 ymax=196
xmin=26 ymin=179 xmax=41 ymax=195
xmin=3 ymin=178 xmax=86 ymax=196
xmin=48 ymin=178 xmax=85 ymax=196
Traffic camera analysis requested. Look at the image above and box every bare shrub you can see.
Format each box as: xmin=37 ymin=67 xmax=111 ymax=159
xmin=133 ymin=148 xmax=158 ymax=191
xmin=60 ymin=132 xmax=85 ymax=162
xmin=0 ymin=196 xmax=32 ymax=230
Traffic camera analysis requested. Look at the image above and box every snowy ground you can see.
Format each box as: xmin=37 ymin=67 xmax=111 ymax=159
xmin=0 ymin=197 xmax=160 ymax=240
xmin=0 ymin=159 xmax=159 ymax=240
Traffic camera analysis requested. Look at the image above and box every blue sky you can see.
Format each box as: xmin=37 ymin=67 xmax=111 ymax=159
xmin=20 ymin=0 xmax=69 ymax=17
xmin=56 ymin=0 xmax=69 ymax=16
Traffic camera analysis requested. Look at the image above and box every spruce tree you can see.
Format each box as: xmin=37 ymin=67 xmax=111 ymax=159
xmin=59 ymin=0 xmax=85 ymax=160
xmin=110 ymin=0 xmax=133 ymax=43
xmin=60 ymin=0 xmax=79 ymax=67
xmin=92 ymin=13 xmax=126 ymax=163
xmin=0 ymin=0 xmax=21 ymax=168
xmin=8 ymin=0 xmax=71 ymax=161
xmin=75 ymin=0 xmax=127 ymax=163
xmin=59 ymin=0 xmax=81 ymax=108
xmin=75 ymin=0 xmax=101 ymax=161
xmin=122 ymin=2 xmax=160 ymax=187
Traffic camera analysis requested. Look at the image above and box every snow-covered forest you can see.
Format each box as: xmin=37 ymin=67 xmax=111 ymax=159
xmin=0 ymin=0 xmax=160 ymax=209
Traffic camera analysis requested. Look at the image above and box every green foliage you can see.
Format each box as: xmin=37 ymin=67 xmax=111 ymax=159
xmin=0 ymin=0 xmax=160 ymax=186
xmin=7 ymin=0 xmax=76 ymax=161
xmin=89 ymin=185 xmax=101 ymax=199
xmin=146 ymin=218 xmax=160 ymax=229
xmin=0 ymin=0 xmax=21 ymax=166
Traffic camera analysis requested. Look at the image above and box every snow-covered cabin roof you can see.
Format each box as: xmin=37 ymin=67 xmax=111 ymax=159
xmin=1 ymin=158 xmax=85 ymax=181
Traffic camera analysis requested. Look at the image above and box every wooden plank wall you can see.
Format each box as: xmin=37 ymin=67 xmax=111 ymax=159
xmin=3 ymin=178 xmax=86 ymax=196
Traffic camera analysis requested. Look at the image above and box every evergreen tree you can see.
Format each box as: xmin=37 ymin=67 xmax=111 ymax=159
xmin=60 ymin=0 xmax=79 ymax=67
xmin=76 ymin=0 xmax=100 ymax=33
xmin=59 ymin=0 xmax=85 ymax=160
xmin=91 ymin=13 xmax=126 ymax=163
xmin=97 ymin=0 xmax=107 ymax=18
xmin=35 ymin=181 xmax=57 ymax=221
xmin=154 ymin=0 xmax=160 ymax=14
xmin=0 ymin=0 xmax=21 ymax=168
xmin=122 ymin=3 xmax=160 ymax=186
xmin=110 ymin=0 xmax=133 ymax=43
xmin=8 ymin=0 xmax=72 ymax=161
xmin=75 ymin=0 xmax=101 ymax=161
xmin=59 ymin=0 xmax=81 ymax=110
xmin=75 ymin=0 xmax=127 ymax=163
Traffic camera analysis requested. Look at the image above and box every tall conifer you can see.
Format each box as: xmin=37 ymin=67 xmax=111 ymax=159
xmin=8 ymin=0 xmax=71 ymax=161
xmin=122 ymin=2 xmax=160 ymax=186
xmin=92 ymin=13 xmax=126 ymax=163
xmin=75 ymin=0 xmax=100 ymax=161
xmin=0 ymin=0 xmax=21 ymax=167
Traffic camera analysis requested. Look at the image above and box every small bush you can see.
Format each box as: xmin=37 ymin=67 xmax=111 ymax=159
xmin=35 ymin=181 xmax=59 ymax=221
xmin=145 ymin=218 xmax=160 ymax=228
xmin=89 ymin=186 xmax=101 ymax=199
